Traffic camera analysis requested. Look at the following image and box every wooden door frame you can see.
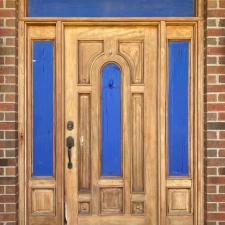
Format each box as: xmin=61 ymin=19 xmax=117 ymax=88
xmin=18 ymin=1 xmax=205 ymax=225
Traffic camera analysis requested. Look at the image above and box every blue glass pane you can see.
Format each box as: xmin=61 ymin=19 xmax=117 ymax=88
xmin=101 ymin=63 xmax=122 ymax=176
xmin=168 ymin=41 xmax=189 ymax=177
xmin=33 ymin=41 xmax=54 ymax=177
xmin=28 ymin=0 xmax=194 ymax=17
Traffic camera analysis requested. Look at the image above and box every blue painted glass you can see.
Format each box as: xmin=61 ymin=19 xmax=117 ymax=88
xmin=28 ymin=0 xmax=194 ymax=17
xmin=168 ymin=41 xmax=189 ymax=177
xmin=33 ymin=41 xmax=54 ymax=177
xmin=101 ymin=63 xmax=122 ymax=176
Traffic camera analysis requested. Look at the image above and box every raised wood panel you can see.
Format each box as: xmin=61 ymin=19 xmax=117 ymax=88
xmin=119 ymin=41 xmax=144 ymax=84
xmin=132 ymin=94 xmax=144 ymax=193
xmin=167 ymin=188 xmax=191 ymax=216
xmin=131 ymin=202 xmax=145 ymax=215
xmin=78 ymin=94 xmax=91 ymax=192
xmin=31 ymin=189 xmax=55 ymax=215
xmin=79 ymin=202 xmax=91 ymax=215
xmin=100 ymin=188 xmax=123 ymax=215
xmin=78 ymin=40 xmax=104 ymax=84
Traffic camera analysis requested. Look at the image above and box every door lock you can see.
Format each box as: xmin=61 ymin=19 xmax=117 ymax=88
xmin=66 ymin=136 xmax=74 ymax=169
xmin=67 ymin=121 xmax=74 ymax=131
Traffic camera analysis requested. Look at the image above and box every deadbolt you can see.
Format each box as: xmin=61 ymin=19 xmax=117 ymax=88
xmin=67 ymin=121 xmax=74 ymax=130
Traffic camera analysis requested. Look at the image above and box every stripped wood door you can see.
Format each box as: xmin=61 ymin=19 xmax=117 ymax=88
xmin=64 ymin=26 xmax=158 ymax=225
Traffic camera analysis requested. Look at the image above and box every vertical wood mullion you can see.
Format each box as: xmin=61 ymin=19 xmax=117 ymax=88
xmin=159 ymin=21 xmax=167 ymax=225
xmin=18 ymin=20 xmax=26 ymax=225
xmin=197 ymin=20 xmax=204 ymax=225
xmin=56 ymin=21 xmax=64 ymax=225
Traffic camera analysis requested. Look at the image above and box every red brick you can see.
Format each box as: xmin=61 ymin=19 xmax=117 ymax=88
xmin=0 ymin=66 xmax=16 ymax=74
xmin=219 ymin=185 xmax=225 ymax=193
xmin=6 ymin=37 xmax=16 ymax=46
xmin=5 ymin=204 xmax=16 ymax=212
xmin=5 ymin=76 xmax=17 ymax=84
xmin=207 ymin=168 xmax=217 ymax=176
xmin=207 ymin=158 xmax=225 ymax=166
xmin=219 ymin=113 xmax=225 ymax=120
xmin=0 ymin=9 xmax=15 ymax=17
xmin=5 ymin=0 xmax=16 ymax=8
xmin=219 ymin=57 xmax=225 ymax=65
xmin=220 ymin=0 xmax=225 ymax=8
xmin=208 ymin=48 xmax=225 ymax=55
xmin=5 ymin=93 xmax=17 ymax=102
xmin=208 ymin=131 xmax=217 ymax=139
xmin=0 ymin=214 xmax=17 ymax=222
xmin=207 ymin=19 xmax=217 ymax=27
xmin=219 ymin=37 xmax=225 ymax=45
xmin=207 ymin=213 xmax=225 ymax=220
xmin=208 ymin=177 xmax=225 ymax=184
xmin=5 ymin=186 xmax=16 ymax=194
xmin=207 ymin=94 xmax=217 ymax=102
xmin=208 ymin=103 xmax=225 ymax=111
xmin=0 ymin=47 xmax=16 ymax=55
xmin=208 ymin=9 xmax=225 ymax=17
xmin=5 ymin=57 xmax=15 ymax=64
xmin=207 ymin=75 xmax=217 ymax=83
xmin=0 ymin=103 xmax=16 ymax=111
xmin=208 ymin=203 xmax=217 ymax=211
xmin=0 ymin=195 xmax=17 ymax=203
xmin=207 ymin=85 xmax=225 ymax=92
xmin=207 ymin=113 xmax=217 ymax=121
xmin=208 ymin=28 xmax=225 ymax=36
xmin=0 ymin=0 xmax=3 ymax=7
xmin=207 ymin=194 xmax=225 ymax=202
xmin=208 ymin=57 xmax=217 ymax=64
xmin=208 ymin=0 xmax=218 ymax=8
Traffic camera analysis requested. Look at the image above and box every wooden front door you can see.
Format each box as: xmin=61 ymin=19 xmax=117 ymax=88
xmin=22 ymin=22 xmax=203 ymax=225
xmin=64 ymin=26 xmax=158 ymax=225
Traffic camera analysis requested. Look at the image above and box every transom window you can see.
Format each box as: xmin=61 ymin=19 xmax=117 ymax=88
xmin=28 ymin=0 xmax=195 ymax=17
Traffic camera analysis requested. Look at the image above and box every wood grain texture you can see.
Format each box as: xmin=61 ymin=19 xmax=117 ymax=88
xmin=32 ymin=189 xmax=55 ymax=215
xmin=132 ymin=94 xmax=144 ymax=192
xmin=78 ymin=41 xmax=103 ymax=84
xmin=19 ymin=19 xmax=204 ymax=225
xmin=65 ymin=26 xmax=158 ymax=224
xmin=167 ymin=188 xmax=191 ymax=215
xmin=100 ymin=188 xmax=123 ymax=215
xmin=119 ymin=41 xmax=144 ymax=84
xmin=165 ymin=25 xmax=195 ymax=225
xmin=26 ymin=25 xmax=63 ymax=225
xmin=78 ymin=94 xmax=91 ymax=192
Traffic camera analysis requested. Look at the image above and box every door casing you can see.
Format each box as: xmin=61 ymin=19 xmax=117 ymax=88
xmin=18 ymin=2 xmax=205 ymax=224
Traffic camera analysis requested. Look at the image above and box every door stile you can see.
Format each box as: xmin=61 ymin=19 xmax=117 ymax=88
xmin=145 ymin=26 xmax=159 ymax=225
xmin=64 ymin=28 xmax=79 ymax=225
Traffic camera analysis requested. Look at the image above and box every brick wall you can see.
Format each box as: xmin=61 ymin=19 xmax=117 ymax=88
xmin=0 ymin=0 xmax=18 ymax=224
xmin=0 ymin=0 xmax=224 ymax=225
xmin=207 ymin=0 xmax=225 ymax=224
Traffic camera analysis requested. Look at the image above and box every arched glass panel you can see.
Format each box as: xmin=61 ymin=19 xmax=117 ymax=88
xmin=101 ymin=63 xmax=122 ymax=177
xmin=28 ymin=0 xmax=194 ymax=17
